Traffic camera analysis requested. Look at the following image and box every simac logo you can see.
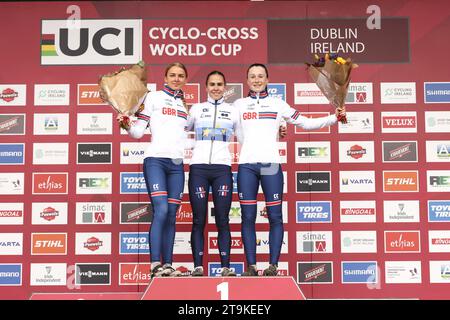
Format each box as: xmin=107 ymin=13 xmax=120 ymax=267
xmin=41 ymin=19 xmax=142 ymax=65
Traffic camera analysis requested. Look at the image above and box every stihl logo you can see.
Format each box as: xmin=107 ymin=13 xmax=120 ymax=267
xmin=31 ymin=233 xmax=67 ymax=255
xmin=383 ymin=171 xmax=418 ymax=192
xmin=386 ymin=178 xmax=415 ymax=185
xmin=35 ymin=240 xmax=64 ymax=248
xmin=78 ymin=84 xmax=106 ymax=105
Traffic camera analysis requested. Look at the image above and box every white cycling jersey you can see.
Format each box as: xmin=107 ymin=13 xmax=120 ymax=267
xmin=126 ymin=86 xmax=188 ymax=160
xmin=234 ymin=91 xmax=337 ymax=164
xmin=187 ymin=96 xmax=239 ymax=166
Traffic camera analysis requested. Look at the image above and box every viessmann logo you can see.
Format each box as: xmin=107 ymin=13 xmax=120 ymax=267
xmin=41 ymin=19 xmax=142 ymax=65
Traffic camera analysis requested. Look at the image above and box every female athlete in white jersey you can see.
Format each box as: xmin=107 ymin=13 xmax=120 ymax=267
xmin=235 ymin=63 xmax=345 ymax=276
xmin=118 ymin=62 xmax=189 ymax=278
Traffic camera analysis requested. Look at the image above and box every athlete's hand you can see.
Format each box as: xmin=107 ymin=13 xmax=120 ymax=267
xmin=116 ymin=113 xmax=131 ymax=130
xmin=335 ymin=106 xmax=346 ymax=118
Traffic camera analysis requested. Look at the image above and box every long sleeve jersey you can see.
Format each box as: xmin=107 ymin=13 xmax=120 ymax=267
xmin=186 ymin=96 xmax=240 ymax=166
xmin=127 ymin=86 xmax=188 ymax=160
xmin=234 ymin=92 xmax=337 ymax=164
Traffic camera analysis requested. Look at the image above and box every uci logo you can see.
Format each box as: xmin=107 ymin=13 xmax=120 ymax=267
xmin=41 ymin=19 xmax=141 ymax=65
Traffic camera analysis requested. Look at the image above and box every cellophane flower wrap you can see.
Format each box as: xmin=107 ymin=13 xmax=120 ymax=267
xmin=306 ymin=54 xmax=358 ymax=123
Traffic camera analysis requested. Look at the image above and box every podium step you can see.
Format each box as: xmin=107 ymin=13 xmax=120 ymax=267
xmin=141 ymin=276 xmax=305 ymax=300
xmin=29 ymin=292 xmax=142 ymax=300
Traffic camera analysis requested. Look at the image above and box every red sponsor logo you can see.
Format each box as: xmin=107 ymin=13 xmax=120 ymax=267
xmin=383 ymin=171 xmax=418 ymax=192
xmin=431 ymin=238 xmax=450 ymax=245
xmin=183 ymin=84 xmax=199 ymax=105
xmin=78 ymin=84 xmax=106 ymax=105
xmin=120 ymin=263 xmax=151 ymax=285
xmin=382 ymin=116 xmax=416 ymax=128
xmin=341 ymin=208 xmax=375 ymax=215
xmin=385 ymin=231 xmax=420 ymax=252
xmin=84 ymin=237 xmax=103 ymax=251
xmin=297 ymin=90 xmax=322 ymax=97
xmin=210 ymin=237 xmax=242 ymax=249
xmin=32 ymin=233 xmax=67 ymax=255
xmin=95 ymin=212 xmax=105 ymax=223
xmin=176 ymin=202 xmax=193 ymax=223
xmin=40 ymin=207 xmax=59 ymax=221
xmin=0 ymin=210 xmax=23 ymax=217
xmin=278 ymin=148 xmax=287 ymax=157
xmin=33 ymin=173 xmax=67 ymax=194
xmin=0 ymin=88 xmax=18 ymax=102
xmin=347 ymin=145 xmax=366 ymax=159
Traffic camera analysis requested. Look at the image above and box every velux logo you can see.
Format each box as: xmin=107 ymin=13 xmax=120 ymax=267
xmin=41 ymin=19 xmax=142 ymax=65
xmin=210 ymin=237 xmax=242 ymax=249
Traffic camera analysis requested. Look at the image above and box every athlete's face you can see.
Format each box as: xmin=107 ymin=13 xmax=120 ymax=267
xmin=247 ymin=66 xmax=268 ymax=93
xmin=165 ymin=66 xmax=187 ymax=91
xmin=206 ymin=74 xmax=225 ymax=100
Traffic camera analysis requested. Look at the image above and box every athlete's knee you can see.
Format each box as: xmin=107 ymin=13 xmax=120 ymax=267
xmin=268 ymin=211 xmax=283 ymax=225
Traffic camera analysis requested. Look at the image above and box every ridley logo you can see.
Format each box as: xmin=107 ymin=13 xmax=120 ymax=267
xmin=84 ymin=237 xmax=103 ymax=251
xmin=304 ymin=264 xmax=326 ymax=281
xmin=0 ymin=88 xmax=18 ymax=102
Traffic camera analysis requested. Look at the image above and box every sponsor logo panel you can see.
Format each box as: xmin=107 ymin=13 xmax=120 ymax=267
xmin=341 ymin=231 xmax=377 ymax=253
xmin=340 ymin=201 xmax=376 ymax=223
xmin=297 ymin=262 xmax=333 ymax=284
xmin=296 ymin=231 xmax=333 ymax=253
xmin=0 ymin=203 xmax=24 ymax=225
xmin=384 ymin=231 xmax=420 ymax=253
xmin=0 ymin=233 xmax=23 ymax=255
xmin=383 ymin=200 xmax=420 ymax=223
xmin=76 ymin=202 xmax=112 ymax=224
xmin=31 ymin=233 xmax=67 ymax=255
xmin=0 ymin=264 xmax=22 ymax=285
xmin=75 ymin=232 xmax=111 ymax=255
xmin=0 ymin=114 xmax=26 ymax=135
xmin=385 ymin=261 xmax=421 ymax=284
xmin=34 ymin=84 xmax=70 ymax=106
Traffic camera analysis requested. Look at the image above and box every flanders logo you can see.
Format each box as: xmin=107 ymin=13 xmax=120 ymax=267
xmin=41 ymin=19 xmax=142 ymax=65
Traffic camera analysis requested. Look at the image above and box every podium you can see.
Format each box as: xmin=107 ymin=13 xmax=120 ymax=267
xmin=141 ymin=276 xmax=305 ymax=300
xmin=29 ymin=277 xmax=306 ymax=300
xmin=29 ymin=292 xmax=142 ymax=300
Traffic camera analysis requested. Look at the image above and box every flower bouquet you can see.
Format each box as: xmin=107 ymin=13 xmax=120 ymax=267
xmin=98 ymin=60 xmax=149 ymax=118
xmin=306 ymin=53 xmax=358 ymax=123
